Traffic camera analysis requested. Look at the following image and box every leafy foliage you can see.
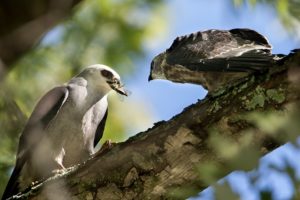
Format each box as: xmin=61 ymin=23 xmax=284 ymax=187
xmin=233 ymin=0 xmax=300 ymax=32
xmin=1 ymin=0 xmax=300 ymax=199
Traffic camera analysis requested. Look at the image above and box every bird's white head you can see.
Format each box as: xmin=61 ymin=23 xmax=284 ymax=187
xmin=77 ymin=64 xmax=127 ymax=96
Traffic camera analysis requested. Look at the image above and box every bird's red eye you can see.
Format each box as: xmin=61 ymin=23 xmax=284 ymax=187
xmin=101 ymin=70 xmax=113 ymax=79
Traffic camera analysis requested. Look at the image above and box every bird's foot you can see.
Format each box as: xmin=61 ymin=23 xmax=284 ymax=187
xmin=94 ymin=139 xmax=116 ymax=157
xmin=30 ymin=180 xmax=40 ymax=187
xmin=52 ymin=168 xmax=66 ymax=175
xmin=52 ymin=163 xmax=66 ymax=175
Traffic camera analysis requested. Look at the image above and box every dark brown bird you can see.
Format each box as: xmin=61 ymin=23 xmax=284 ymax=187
xmin=149 ymin=28 xmax=282 ymax=92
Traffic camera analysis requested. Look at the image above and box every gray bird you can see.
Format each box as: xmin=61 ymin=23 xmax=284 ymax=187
xmin=2 ymin=64 xmax=127 ymax=200
xmin=149 ymin=28 xmax=282 ymax=92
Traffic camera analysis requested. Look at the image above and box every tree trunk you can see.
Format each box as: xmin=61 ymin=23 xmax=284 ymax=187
xmin=0 ymin=0 xmax=83 ymax=78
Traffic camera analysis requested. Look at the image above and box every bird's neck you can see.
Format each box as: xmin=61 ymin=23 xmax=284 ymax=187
xmin=68 ymin=77 xmax=109 ymax=114
xmin=85 ymin=90 xmax=108 ymax=110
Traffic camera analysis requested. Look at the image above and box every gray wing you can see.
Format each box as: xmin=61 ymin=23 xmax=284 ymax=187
xmin=2 ymin=86 xmax=68 ymax=200
xmin=166 ymin=28 xmax=273 ymax=73
xmin=94 ymin=108 xmax=108 ymax=147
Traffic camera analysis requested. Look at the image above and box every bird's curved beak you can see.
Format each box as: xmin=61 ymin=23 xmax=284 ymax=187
xmin=148 ymin=60 xmax=154 ymax=81
xmin=108 ymin=81 xmax=128 ymax=96
xmin=114 ymin=86 xmax=128 ymax=96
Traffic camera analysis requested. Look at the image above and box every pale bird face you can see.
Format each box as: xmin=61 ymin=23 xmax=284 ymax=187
xmin=82 ymin=64 xmax=127 ymax=96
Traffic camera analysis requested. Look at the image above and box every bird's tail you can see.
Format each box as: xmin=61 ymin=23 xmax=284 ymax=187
xmin=1 ymin=165 xmax=21 ymax=200
xmin=274 ymin=48 xmax=300 ymax=66
xmin=223 ymin=51 xmax=286 ymax=73
xmin=185 ymin=49 xmax=298 ymax=73
xmin=217 ymin=48 xmax=299 ymax=73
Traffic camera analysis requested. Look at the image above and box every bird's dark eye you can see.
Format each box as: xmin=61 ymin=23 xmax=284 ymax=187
xmin=101 ymin=70 xmax=113 ymax=79
xmin=114 ymin=78 xmax=120 ymax=84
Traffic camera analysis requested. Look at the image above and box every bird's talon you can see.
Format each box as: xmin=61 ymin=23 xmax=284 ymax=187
xmin=102 ymin=139 xmax=114 ymax=149
xmin=94 ymin=139 xmax=116 ymax=157
xmin=52 ymin=167 xmax=66 ymax=175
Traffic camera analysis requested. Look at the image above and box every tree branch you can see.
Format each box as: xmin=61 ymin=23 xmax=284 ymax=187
xmin=0 ymin=0 xmax=83 ymax=77
xmin=12 ymin=51 xmax=300 ymax=200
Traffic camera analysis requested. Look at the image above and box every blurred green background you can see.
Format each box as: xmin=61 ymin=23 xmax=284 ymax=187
xmin=0 ymin=0 xmax=300 ymax=199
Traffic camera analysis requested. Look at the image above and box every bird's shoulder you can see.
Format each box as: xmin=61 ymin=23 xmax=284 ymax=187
xmin=27 ymin=86 xmax=69 ymax=125
xmin=229 ymin=28 xmax=271 ymax=47
xmin=165 ymin=28 xmax=272 ymax=65
xmin=17 ymin=86 xmax=69 ymax=156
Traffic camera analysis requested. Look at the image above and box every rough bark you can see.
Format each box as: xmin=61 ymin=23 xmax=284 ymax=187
xmin=0 ymin=0 xmax=83 ymax=78
xmin=11 ymin=51 xmax=300 ymax=200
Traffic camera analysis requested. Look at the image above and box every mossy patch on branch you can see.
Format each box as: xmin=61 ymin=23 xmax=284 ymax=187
xmin=242 ymin=86 xmax=286 ymax=111
xmin=266 ymin=88 xmax=285 ymax=104
xmin=207 ymin=100 xmax=222 ymax=114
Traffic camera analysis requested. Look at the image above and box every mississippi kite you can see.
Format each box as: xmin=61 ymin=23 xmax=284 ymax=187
xmin=149 ymin=28 xmax=283 ymax=91
xmin=2 ymin=64 xmax=127 ymax=200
